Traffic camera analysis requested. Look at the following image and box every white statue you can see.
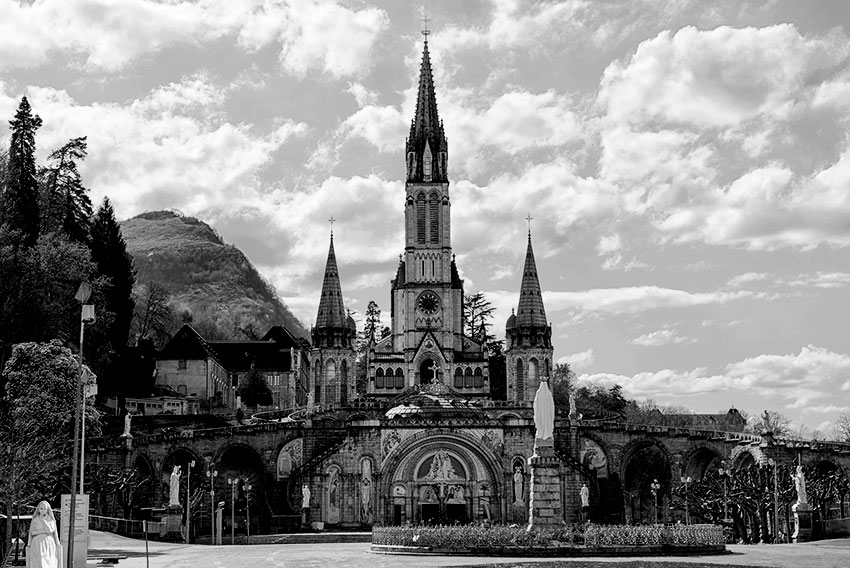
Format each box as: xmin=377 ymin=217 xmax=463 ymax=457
xmin=302 ymin=484 xmax=311 ymax=508
xmin=568 ymin=392 xmax=577 ymax=419
xmin=122 ymin=412 xmax=132 ymax=436
xmin=169 ymin=466 xmax=181 ymax=506
xmin=533 ymin=381 xmax=555 ymax=440
xmin=793 ymin=465 xmax=808 ymax=505
xmin=513 ymin=465 xmax=524 ymax=506
xmin=580 ymin=483 xmax=590 ymax=508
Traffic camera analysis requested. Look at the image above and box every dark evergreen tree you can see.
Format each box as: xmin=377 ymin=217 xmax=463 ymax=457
xmin=2 ymin=98 xmax=43 ymax=247
xmin=238 ymin=366 xmax=273 ymax=408
xmin=90 ymin=198 xmax=136 ymax=350
xmin=363 ymin=300 xmax=381 ymax=343
xmin=39 ymin=137 xmax=92 ymax=243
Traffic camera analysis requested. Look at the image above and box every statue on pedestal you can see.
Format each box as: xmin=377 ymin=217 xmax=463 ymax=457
xmin=793 ymin=465 xmax=808 ymax=505
xmin=302 ymin=484 xmax=311 ymax=509
xmin=580 ymin=483 xmax=590 ymax=509
xmin=122 ymin=412 xmax=133 ymax=437
xmin=533 ymin=381 xmax=555 ymax=440
xmin=169 ymin=466 xmax=182 ymax=506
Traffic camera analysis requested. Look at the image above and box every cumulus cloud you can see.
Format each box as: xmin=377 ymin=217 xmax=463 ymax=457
xmin=631 ymin=329 xmax=693 ymax=347
xmin=726 ymin=272 xmax=770 ymax=288
xmin=544 ymin=285 xmax=772 ymax=315
xmin=557 ymin=348 xmax=595 ymax=370
xmin=0 ymin=0 xmax=388 ymax=76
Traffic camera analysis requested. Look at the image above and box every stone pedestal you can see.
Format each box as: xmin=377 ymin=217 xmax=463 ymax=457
xmin=527 ymin=438 xmax=562 ymax=531
xmin=792 ymin=502 xmax=813 ymax=543
xmin=302 ymin=507 xmax=310 ymax=529
xmin=119 ymin=433 xmax=133 ymax=451
xmin=165 ymin=504 xmax=184 ymax=541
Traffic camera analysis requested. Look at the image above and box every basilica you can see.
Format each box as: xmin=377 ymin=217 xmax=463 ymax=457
xmin=300 ymin=34 xmax=557 ymax=527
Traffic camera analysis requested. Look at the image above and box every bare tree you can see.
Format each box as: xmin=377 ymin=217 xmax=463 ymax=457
xmin=132 ymin=281 xmax=174 ymax=348
xmin=833 ymin=412 xmax=850 ymax=442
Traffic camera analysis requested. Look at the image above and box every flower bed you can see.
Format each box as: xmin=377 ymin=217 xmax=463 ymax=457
xmin=371 ymin=523 xmax=726 ymax=556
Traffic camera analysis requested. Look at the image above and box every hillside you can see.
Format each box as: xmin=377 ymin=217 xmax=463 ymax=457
xmin=121 ymin=210 xmax=308 ymax=340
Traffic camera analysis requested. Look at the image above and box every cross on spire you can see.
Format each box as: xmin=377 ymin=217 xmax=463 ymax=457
xmin=328 ymin=215 xmax=336 ymax=236
xmin=525 ymin=213 xmax=534 ymax=236
xmin=428 ymin=361 xmax=441 ymax=378
xmin=419 ymin=7 xmax=431 ymax=37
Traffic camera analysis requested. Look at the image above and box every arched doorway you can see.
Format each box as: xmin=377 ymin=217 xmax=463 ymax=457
xmin=420 ymin=359 xmax=436 ymax=384
xmin=622 ymin=442 xmax=671 ymax=524
xmin=381 ymin=432 xmax=502 ymax=527
xmin=216 ymin=444 xmax=266 ymax=536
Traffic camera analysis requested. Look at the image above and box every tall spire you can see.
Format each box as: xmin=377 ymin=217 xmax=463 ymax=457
xmin=315 ymin=232 xmax=347 ymax=329
xmin=406 ymin=30 xmax=448 ymax=183
xmin=515 ymin=232 xmax=548 ymax=327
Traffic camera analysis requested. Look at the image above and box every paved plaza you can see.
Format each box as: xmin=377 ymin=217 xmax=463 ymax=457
xmin=87 ymin=531 xmax=850 ymax=568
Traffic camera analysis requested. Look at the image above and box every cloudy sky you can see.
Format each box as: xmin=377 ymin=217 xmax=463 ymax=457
xmin=3 ymin=0 xmax=850 ymax=435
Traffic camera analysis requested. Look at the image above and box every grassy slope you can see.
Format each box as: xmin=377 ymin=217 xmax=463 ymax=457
xmin=121 ymin=210 xmax=308 ymax=339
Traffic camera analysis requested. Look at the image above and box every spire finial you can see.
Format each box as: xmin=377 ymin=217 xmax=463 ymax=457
xmin=419 ymin=6 xmax=431 ymax=38
xmin=525 ymin=213 xmax=534 ymax=237
xmin=328 ymin=215 xmax=336 ymax=236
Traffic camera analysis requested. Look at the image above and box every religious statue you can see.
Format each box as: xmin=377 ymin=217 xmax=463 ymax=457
xmin=301 ymin=484 xmax=311 ymax=508
xmin=27 ymin=500 xmax=60 ymax=568
xmin=169 ymin=466 xmax=181 ymax=506
xmin=122 ymin=412 xmax=132 ymax=437
xmin=360 ymin=460 xmax=373 ymax=523
xmin=533 ymin=380 xmax=555 ymax=440
xmin=568 ymin=392 xmax=577 ymax=419
xmin=513 ymin=465 xmax=524 ymax=506
xmin=426 ymin=450 xmax=457 ymax=480
xmin=793 ymin=465 xmax=808 ymax=505
xmin=580 ymin=483 xmax=590 ymax=508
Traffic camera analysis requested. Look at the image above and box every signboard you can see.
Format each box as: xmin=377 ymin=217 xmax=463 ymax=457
xmin=60 ymin=494 xmax=89 ymax=568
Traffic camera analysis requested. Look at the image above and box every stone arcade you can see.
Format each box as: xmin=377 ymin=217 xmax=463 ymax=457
xmin=90 ymin=34 xmax=850 ymax=537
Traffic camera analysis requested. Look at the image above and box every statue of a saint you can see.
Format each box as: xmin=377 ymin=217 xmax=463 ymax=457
xmin=513 ymin=466 xmax=524 ymax=506
xmin=568 ymin=392 xmax=577 ymax=419
xmin=533 ymin=381 xmax=555 ymax=440
xmin=793 ymin=465 xmax=808 ymax=505
xmin=169 ymin=466 xmax=181 ymax=506
xmin=122 ymin=412 xmax=132 ymax=437
xmin=580 ymin=483 xmax=590 ymax=508
xmin=302 ymin=484 xmax=311 ymax=508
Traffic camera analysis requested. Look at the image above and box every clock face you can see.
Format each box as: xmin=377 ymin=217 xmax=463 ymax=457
xmin=417 ymin=292 xmax=440 ymax=315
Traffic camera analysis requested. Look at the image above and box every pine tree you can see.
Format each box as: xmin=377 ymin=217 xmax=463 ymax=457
xmin=90 ymin=198 xmax=136 ymax=350
xmin=40 ymin=137 xmax=92 ymax=243
xmin=2 ymin=97 xmax=43 ymax=247
xmin=363 ymin=300 xmax=381 ymax=343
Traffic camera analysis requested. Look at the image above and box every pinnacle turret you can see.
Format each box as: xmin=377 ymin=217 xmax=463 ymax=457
xmin=515 ymin=233 xmax=548 ymax=328
xmin=406 ymin=38 xmax=448 ymax=183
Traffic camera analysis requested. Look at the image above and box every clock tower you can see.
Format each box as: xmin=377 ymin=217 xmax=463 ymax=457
xmin=367 ymin=34 xmax=489 ymax=395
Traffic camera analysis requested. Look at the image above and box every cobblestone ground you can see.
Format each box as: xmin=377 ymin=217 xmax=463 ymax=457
xmin=88 ymin=531 xmax=850 ymax=568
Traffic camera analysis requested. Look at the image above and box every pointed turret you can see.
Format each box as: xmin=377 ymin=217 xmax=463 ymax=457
xmin=312 ymin=232 xmax=355 ymax=349
xmin=515 ymin=233 xmax=548 ymax=327
xmin=406 ymin=38 xmax=448 ymax=183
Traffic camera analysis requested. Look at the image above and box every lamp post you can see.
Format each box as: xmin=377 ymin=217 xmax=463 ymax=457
xmin=185 ymin=460 xmax=196 ymax=543
xmin=227 ymin=478 xmax=237 ymax=544
xmin=650 ymin=479 xmax=661 ymax=524
xmin=206 ymin=466 xmax=218 ymax=544
xmin=718 ymin=462 xmax=731 ymax=524
xmin=244 ymin=480 xmax=252 ymax=544
xmin=767 ymin=458 xmax=780 ymax=543
xmin=67 ymin=282 xmax=95 ymax=568
xmin=680 ymin=476 xmax=692 ymax=525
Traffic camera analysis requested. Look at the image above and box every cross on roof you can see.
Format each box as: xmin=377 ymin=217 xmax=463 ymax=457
xmin=525 ymin=213 xmax=534 ymax=235
xmin=420 ymin=7 xmax=431 ymax=37
xmin=328 ymin=215 xmax=336 ymax=235
xmin=428 ymin=361 xmax=440 ymax=377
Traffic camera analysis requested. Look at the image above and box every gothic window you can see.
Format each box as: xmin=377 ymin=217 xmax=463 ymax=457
xmin=340 ymin=360 xmax=348 ymax=406
xmin=429 ymin=193 xmax=439 ymax=243
xmin=325 ymin=360 xmax=336 ymax=404
xmin=395 ymin=368 xmax=404 ymax=389
xmin=314 ymin=360 xmax=322 ymax=403
xmin=474 ymin=367 xmax=484 ymax=388
xmin=454 ymin=368 xmax=463 ymax=388
xmin=407 ymin=152 xmax=416 ymax=179
xmin=529 ymin=358 xmax=539 ymax=392
xmin=416 ymin=194 xmax=426 ymax=243
xmin=464 ymin=367 xmax=473 ymax=388
xmin=423 ymin=143 xmax=433 ymax=182
xmin=516 ymin=359 xmax=524 ymax=401
xmin=376 ymin=368 xmax=385 ymax=389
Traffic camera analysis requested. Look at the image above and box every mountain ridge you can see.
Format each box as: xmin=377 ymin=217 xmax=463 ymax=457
xmin=121 ymin=210 xmax=309 ymax=341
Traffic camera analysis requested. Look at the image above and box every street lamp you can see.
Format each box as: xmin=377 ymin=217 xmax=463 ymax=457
xmin=67 ymin=282 xmax=95 ymax=568
xmin=767 ymin=458 xmax=780 ymax=543
xmin=244 ymin=480 xmax=252 ymax=543
xmin=185 ymin=460 xmax=196 ymax=543
xmin=227 ymin=478 xmax=237 ymax=544
xmin=680 ymin=476 xmax=692 ymax=525
xmin=206 ymin=466 xmax=218 ymax=543
xmin=650 ymin=479 xmax=661 ymax=524
xmin=718 ymin=461 xmax=732 ymax=524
